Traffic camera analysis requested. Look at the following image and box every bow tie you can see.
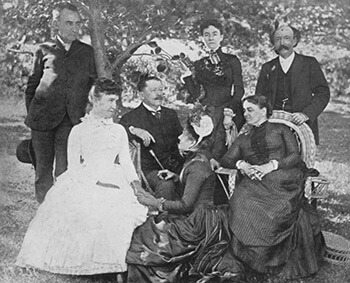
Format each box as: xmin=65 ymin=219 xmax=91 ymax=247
xmin=151 ymin=110 xmax=161 ymax=119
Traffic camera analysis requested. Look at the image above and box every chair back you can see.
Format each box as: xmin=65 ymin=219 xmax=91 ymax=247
xmin=269 ymin=110 xmax=316 ymax=168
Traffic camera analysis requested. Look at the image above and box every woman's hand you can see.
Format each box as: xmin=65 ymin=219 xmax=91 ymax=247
xmin=157 ymin=169 xmax=178 ymax=181
xmin=237 ymin=161 xmax=261 ymax=180
xmin=251 ymin=161 xmax=276 ymax=179
xmin=210 ymin=158 xmax=220 ymax=170
xmin=131 ymin=180 xmax=152 ymax=198
xmin=137 ymin=193 xmax=162 ymax=209
xmin=223 ymin=115 xmax=234 ymax=130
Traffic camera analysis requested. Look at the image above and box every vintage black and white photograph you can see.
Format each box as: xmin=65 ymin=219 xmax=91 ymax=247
xmin=1 ymin=0 xmax=350 ymax=282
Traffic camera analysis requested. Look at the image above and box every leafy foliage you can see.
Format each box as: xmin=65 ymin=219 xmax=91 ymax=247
xmin=1 ymin=0 xmax=350 ymax=102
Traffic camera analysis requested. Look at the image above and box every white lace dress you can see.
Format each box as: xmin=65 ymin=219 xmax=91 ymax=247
xmin=16 ymin=115 xmax=148 ymax=275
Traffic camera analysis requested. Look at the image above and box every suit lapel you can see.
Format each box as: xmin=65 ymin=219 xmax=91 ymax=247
xmin=290 ymin=53 xmax=303 ymax=97
xmin=270 ymin=58 xmax=279 ymax=105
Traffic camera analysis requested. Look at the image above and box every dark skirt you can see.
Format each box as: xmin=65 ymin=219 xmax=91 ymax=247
xmin=126 ymin=205 xmax=243 ymax=282
xmin=229 ymin=168 xmax=325 ymax=279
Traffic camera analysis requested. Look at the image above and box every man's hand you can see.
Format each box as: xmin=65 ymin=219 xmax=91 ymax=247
xmin=157 ymin=169 xmax=178 ymax=181
xmin=292 ymin=112 xmax=309 ymax=125
xmin=130 ymin=127 xmax=155 ymax=147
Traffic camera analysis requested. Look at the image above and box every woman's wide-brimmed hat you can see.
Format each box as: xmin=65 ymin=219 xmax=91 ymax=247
xmin=16 ymin=139 xmax=36 ymax=168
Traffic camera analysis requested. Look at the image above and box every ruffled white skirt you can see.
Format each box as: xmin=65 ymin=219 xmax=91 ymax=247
xmin=16 ymin=167 xmax=148 ymax=275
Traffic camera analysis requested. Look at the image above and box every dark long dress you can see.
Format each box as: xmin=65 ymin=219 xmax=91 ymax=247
xmin=183 ymin=47 xmax=245 ymax=160
xmin=220 ymin=121 xmax=325 ymax=279
xmin=126 ymin=151 xmax=243 ymax=282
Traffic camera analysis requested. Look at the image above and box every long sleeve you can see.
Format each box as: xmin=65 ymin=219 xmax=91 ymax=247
xmin=276 ymin=126 xmax=302 ymax=169
xmin=163 ymin=161 xmax=211 ymax=215
xmin=229 ymin=56 xmax=244 ymax=105
xmin=255 ymin=63 xmax=270 ymax=97
xmin=302 ymin=57 xmax=330 ymax=122
xmin=220 ymin=138 xmax=243 ymax=169
xmin=118 ymin=126 xmax=139 ymax=183
xmin=183 ymin=71 xmax=202 ymax=103
xmin=25 ymin=48 xmax=44 ymax=111
xmin=67 ymin=125 xmax=84 ymax=172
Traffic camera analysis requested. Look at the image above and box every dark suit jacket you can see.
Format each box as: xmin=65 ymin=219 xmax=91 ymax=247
xmin=119 ymin=104 xmax=183 ymax=174
xmin=25 ymin=39 xmax=96 ymax=131
xmin=183 ymin=47 xmax=245 ymax=130
xmin=255 ymin=53 xmax=330 ymax=144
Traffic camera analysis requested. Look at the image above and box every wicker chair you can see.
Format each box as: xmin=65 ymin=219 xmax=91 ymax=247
xmin=216 ymin=110 xmax=329 ymax=203
xmin=129 ymin=140 xmax=153 ymax=193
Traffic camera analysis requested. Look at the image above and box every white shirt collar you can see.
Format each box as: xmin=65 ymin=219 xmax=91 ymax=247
xmin=279 ymin=52 xmax=295 ymax=73
xmin=57 ymin=35 xmax=72 ymax=51
xmin=142 ymin=102 xmax=161 ymax=112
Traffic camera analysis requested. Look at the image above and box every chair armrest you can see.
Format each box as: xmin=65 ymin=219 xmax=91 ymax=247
xmin=304 ymin=175 xmax=329 ymax=200
xmin=215 ymin=168 xmax=238 ymax=199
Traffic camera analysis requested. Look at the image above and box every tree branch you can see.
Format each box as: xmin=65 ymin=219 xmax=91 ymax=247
xmin=7 ymin=48 xmax=33 ymax=55
xmin=71 ymin=0 xmax=91 ymax=18
xmin=111 ymin=27 xmax=154 ymax=70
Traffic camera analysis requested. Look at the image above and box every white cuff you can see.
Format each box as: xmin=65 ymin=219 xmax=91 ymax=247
xmin=129 ymin=126 xmax=136 ymax=134
xmin=236 ymin=160 xmax=244 ymax=169
xmin=270 ymin=160 xmax=279 ymax=170
xmin=180 ymin=70 xmax=193 ymax=84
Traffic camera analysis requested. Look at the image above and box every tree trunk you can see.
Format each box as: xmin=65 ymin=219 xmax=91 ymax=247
xmin=88 ymin=1 xmax=111 ymax=78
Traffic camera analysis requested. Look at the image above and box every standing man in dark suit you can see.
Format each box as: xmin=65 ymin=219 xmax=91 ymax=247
xmin=25 ymin=3 xmax=96 ymax=203
xmin=120 ymin=75 xmax=184 ymax=201
xmin=255 ymin=24 xmax=330 ymax=144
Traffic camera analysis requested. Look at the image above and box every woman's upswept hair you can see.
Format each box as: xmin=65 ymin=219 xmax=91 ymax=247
xmin=199 ymin=19 xmax=223 ymax=35
xmin=136 ymin=73 xmax=161 ymax=92
xmin=86 ymin=78 xmax=120 ymax=113
xmin=243 ymin=95 xmax=273 ymax=118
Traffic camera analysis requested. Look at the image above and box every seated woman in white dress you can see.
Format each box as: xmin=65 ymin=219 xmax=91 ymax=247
xmin=16 ymin=78 xmax=148 ymax=276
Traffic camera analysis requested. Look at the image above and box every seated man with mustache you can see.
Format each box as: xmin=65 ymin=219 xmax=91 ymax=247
xmin=255 ymin=23 xmax=330 ymax=145
xmin=120 ymin=74 xmax=184 ymax=200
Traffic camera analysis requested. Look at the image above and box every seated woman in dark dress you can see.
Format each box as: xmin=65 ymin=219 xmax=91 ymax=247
xmin=126 ymin=105 xmax=244 ymax=283
xmin=220 ymin=95 xmax=325 ymax=280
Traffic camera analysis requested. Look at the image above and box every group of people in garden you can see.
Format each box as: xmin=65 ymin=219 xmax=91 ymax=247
xmin=15 ymin=2 xmax=331 ymax=283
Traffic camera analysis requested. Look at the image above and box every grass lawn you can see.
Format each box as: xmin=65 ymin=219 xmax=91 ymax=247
xmin=0 ymin=97 xmax=350 ymax=283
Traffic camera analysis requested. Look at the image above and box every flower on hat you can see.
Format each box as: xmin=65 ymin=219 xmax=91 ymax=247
xmin=191 ymin=115 xmax=214 ymax=139
xmin=188 ymin=103 xmax=214 ymax=147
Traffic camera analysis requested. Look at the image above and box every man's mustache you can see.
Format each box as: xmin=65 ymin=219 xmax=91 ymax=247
xmin=277 ymin=45 xmax=289 ymax=52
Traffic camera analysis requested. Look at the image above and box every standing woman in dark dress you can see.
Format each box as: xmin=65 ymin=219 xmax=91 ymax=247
xmin=182 ymin=19 xmax=245 ymax=164
xmin=220 ymin=95 xmax=325 ymax=280
xmin=126 ymin=105 xmax=244 ymax=283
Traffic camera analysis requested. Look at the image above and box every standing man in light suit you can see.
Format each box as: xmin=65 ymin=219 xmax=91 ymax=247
xmin=25 ymin=3 xmax=96 ymax=203
xmin=255 ymin=23 xmax=330 ymax=144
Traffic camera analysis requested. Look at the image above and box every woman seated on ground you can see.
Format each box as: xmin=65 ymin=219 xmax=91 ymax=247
xmin=220 ymin=95 xmax=325 ymax=280
xmin=16 ymin=78 xmax=148 ymax=277
xmin=126 ymin=104 xmax=244 ymax=283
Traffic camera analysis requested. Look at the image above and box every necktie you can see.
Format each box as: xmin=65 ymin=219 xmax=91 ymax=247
xmin=209 ymin=51 xmax=220 ymax=65
xmin=151 ymin=110 xmax=161 ymax=119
